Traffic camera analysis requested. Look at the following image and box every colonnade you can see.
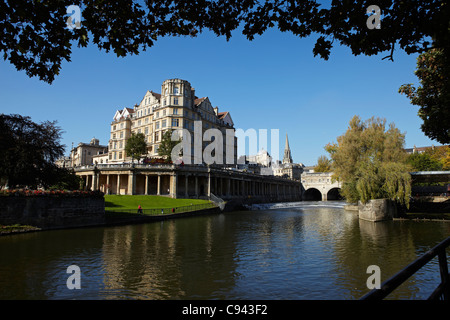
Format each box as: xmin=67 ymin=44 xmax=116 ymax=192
xmin=76 ymin=165 xmax=302 ymax=201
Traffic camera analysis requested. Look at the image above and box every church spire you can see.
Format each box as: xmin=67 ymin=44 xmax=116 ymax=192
xmin=283 ymin=133 xmax=293 ymax=164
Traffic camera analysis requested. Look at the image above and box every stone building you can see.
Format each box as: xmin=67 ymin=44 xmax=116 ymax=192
xmin=108 ymin=79 xmax=237 ymax=165
xmin=273 ymin=134 xmax=303 ymax=180
xmin=70 ymin=138 xmax=108 ymax=167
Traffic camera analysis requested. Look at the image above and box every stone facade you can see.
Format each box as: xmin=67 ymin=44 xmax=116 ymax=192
xmin=0 ymin=196 xmax=105 ymax=229
xmin=108 ymin=79 xmax=238 ymax=165
xmin=358 ymin=199 xmax=398 ymax=222
xmin=75 ymin=163 xmax=302 ymax=202
xmin=301 ymin=172 xmax=342 ymax=201
xmin=273 ymin=134 xmax=303 ymax=180
xmin=69 ymin=138 xmax=108 ymax=167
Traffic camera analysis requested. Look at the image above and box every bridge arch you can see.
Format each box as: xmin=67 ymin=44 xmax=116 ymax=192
xmin=326 ymin=187 xmax=343 ymax=200
xmin=303 ymin=188 xmax=322 ymax=201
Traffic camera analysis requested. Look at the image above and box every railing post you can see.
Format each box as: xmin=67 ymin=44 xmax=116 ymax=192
xmin=438 ymin=250 xmax=450 ymax=300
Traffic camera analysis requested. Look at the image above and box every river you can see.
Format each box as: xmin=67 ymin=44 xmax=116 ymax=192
xmin=0 ymin=201 xmax=449 ymax=300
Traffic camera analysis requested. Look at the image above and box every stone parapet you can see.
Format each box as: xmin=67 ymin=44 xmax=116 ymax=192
xmin=0 ymin=196 xmax=105 ymax=229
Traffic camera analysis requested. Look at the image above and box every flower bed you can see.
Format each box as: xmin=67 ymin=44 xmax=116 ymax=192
xmin=0 ymin=189 xmax=104 ymax=198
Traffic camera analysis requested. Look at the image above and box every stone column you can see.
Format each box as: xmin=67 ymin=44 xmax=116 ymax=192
xmin=172 ymin=173 xmax=178 ymax=198
xmin=106 ymin=174 xmax=110 ymax=195
xmin=185 ymin=175 xmax=189 ymax=198
xmin=145 ymin=175 xmax=149 ymax=195
xmin=117 ymin=174 xmax=121 ymax=195
xmin=157 ymin=174 xmax=161 ymax=195
xmin=128 ymin=172 xmax=136 ymax=195
xmin=92 ymin=173 xmax=97 ymax=191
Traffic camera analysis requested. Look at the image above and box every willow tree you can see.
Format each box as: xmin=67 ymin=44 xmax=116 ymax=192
xmin=326 ymin=116 xmax=411 ymax=207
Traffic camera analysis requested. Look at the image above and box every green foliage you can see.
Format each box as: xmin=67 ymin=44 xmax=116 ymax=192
xmin=327 ymin=116 xmax=411 ymax=207
xmin=399 ymin=49 xmax=450 ymax=144
xmin=157 ymin=129 xmax=180 ymax=161
xmin=49 ymin=168 xmax=83 ymax=190
xmin=125 ymin=132 xmax=147 ymax=162
xmin=407 ymin=152 xmax=443 ymax=171
xmin=2 ymin=1 xmax=449 ymax=83
xmin=0 ymin=113 xmax=65 ymax=188
xmin=314 ymin=155 xmax=332 ymax=173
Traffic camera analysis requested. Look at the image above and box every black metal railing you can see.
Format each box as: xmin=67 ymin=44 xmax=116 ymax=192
xmin=106 ymin=201 xmax=218 ymax=216
xmin=360 ymin=236 xmax=450 ymax=300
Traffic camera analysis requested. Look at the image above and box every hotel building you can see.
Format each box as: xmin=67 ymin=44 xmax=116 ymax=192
xmin=109 ymin=79 xmax=237 ymax=165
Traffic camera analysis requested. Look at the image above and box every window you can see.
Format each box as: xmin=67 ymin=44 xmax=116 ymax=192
xmin=172 ymin=119 xmax=179 ymax=127
xmin=162 ymin=120 xmax=166 ymax=128
xmin=174 ymin=98 xmax=178 ymax=105
xmin=156 ymin=111 xmax=159 ymax=118
xmin=163 ymin=99 xmax=166 ymax=106
xmin=163 ymin=109 xmax=166 ymax=116
xmin=113 ymin=125 xmax=116 ymax=131
xmin=119 ymin=152 xmax=122 ymax=159
xmin=112 ymin=133 xmax=116 ymax=139
xmin=174 ymin=87 xmax=179 ymax=95
xmin=156 ymin=121 xmax=160 ymax=129
xmin=138 ymin=120 xmax=141 ymax=126
xmin=155 ymin=132 xmax=159 ymax=141
xmin=145 ymin=127 xmax=148 ymax=134
xmin=120 ymin=132 xmax=123 ymax=138
xmin=173 ymin=108 xmax=178 ymax=115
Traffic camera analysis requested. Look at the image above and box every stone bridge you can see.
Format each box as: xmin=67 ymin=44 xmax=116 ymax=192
xmin=301 ymin=172 xmax=342 ymax=201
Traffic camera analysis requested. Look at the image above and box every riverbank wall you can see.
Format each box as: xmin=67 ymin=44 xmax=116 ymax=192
xmin=104 ymin=206 xmax=222 ymax=227
xmin=0 ymin=196 xmax=105 ymax=229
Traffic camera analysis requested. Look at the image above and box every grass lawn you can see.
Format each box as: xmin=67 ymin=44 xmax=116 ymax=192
xmin=105 ymin=195 xmax=211 ymax=211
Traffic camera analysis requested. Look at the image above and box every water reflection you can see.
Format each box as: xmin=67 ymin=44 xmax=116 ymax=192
xmin=0 ymin=201 xmax=448 ymax=300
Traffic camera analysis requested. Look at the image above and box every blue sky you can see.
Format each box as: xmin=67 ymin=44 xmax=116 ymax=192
xmin=0 ymin=26 xmax=439 ymax=166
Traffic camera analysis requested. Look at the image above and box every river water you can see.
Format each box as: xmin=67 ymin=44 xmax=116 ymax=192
xmin=0 ymin=201 xmax=449 ymax=300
